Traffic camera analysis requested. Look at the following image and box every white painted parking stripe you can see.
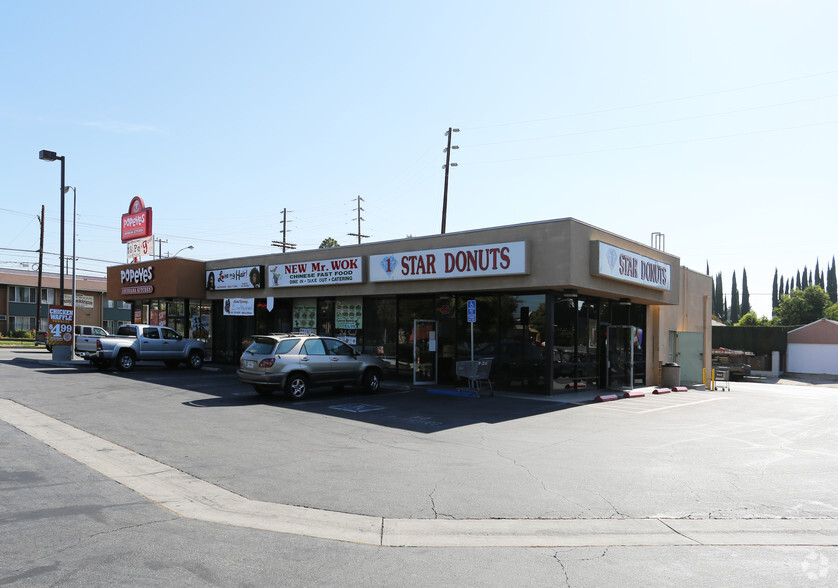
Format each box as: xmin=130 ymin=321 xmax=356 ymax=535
xmin=3 ymin=397 xmax=837 ymax=547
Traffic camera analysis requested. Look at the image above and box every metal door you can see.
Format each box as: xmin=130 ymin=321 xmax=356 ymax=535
xmin=607 ymin=326 xmax=635 ymax=390
xmin=413 ymin=319 xmax=438 ymax=385
xmin=676 ymin=331 xmax=704 ymax=384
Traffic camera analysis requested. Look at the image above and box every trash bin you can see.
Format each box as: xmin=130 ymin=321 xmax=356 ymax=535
xmin=661 ymin=362 xmax=681 ymax=388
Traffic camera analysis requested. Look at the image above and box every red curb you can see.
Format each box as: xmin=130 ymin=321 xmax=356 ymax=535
xmin=623 ymin=390 xmax=645 ymax=399
xmin=595 ymin=394 xmax=619 ymax=402
xmin=653 ymin=388 xmax=671 ymax=394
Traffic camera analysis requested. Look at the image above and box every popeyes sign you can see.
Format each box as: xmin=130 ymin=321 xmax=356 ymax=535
xmin=121 ymin=196 xmax=153 ymax=243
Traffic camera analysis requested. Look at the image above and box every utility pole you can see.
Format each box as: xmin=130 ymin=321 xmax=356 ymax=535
xmin=440 ymin=127 xmax=459 ymax=234
xmin=347 ymin=195 xmax=369 ymax=245
xmin=271 ymin=208 xmax=296 ymax=252
xmin=36 ymin=205 xmax=45 ymax=332
xmin=154 ymin=237 xmax=168 ymax=259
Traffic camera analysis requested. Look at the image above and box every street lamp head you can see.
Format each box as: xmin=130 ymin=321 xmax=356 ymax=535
xmin=64 ymin=186 xmax=76 ymax=194
xmin=39 ymin=150 xmax=59 ymax=162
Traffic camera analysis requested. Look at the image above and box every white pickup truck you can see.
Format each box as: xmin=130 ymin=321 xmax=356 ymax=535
xmin=93 ymin=324 xmax=206 ymax=372
xmin=75 ymin=325 xmax=110 ymax=361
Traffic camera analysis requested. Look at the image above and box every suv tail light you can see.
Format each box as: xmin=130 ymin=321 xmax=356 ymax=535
xmin=259 ymin=358 xmax=276 ymax=368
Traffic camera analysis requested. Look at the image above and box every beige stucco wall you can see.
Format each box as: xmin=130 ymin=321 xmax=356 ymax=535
xmin=649 ymin=267 xmax=712 ymax=385
xmin=205 ymin=218 xmax=681 ymax=306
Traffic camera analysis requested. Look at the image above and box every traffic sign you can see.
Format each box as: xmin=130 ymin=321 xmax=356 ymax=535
xmin=467 ymin=299 xmax=477 ymax=323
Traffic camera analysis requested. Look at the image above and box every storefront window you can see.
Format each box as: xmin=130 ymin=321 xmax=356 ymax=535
xmin=335 ymin=296 xmax=362 ymax=345
xmin=363 ymin=297 xmax=396 ymax=371
xmin=293 ymin=298 xmax=317 ymax=333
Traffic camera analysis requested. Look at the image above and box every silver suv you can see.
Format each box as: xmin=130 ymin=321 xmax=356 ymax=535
xmin=238 ymin=334 xmax=386 ymax=399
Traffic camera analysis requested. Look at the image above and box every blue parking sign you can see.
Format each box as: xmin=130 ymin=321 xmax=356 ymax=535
xmin=467 ymin=299 xmax=477 ymax=323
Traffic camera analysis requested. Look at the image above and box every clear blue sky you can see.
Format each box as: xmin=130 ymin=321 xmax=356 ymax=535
xmin=2 ymin=1 xmax=836 ymax=318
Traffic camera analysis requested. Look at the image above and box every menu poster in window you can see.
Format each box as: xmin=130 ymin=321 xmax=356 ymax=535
xmin=292 ymin=301 xmax=317 ymax=331
xmin=335 ymin=298 xmax=363 ymax=329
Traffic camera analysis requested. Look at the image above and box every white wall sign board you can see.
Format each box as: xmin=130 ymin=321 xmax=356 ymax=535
xmin=370 ymin=242 xmax=527 ymax=282
xmin=267 ymin=257 xmax=362 ymax=288
xmin=592 ymin=241 xmax=671 ymax=291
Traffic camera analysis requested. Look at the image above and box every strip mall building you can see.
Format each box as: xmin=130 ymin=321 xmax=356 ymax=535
xmin=106 ymin=218 xmax=712 ymax=394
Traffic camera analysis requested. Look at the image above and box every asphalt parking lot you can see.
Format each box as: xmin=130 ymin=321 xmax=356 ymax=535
xmin=3 ymin=347 xmax=838 ymax=586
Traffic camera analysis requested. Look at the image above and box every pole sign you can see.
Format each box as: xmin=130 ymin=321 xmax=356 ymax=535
xmin=47 ymin=305 xmax=74 ymax=347
xmin=121 ymin=196 xmax=153 ymax=243
xmin=127 ymin=235 xmax=154 ymax=263
xmin=467 ymin=299 xmax=477 ymax=323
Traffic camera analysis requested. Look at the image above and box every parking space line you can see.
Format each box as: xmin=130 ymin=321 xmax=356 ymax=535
xmin=594 ymin=395 xmax=728 ymax=414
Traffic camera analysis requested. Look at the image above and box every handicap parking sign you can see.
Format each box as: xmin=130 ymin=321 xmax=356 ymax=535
xmin=467 ymin=299 xmax=477 ymax=323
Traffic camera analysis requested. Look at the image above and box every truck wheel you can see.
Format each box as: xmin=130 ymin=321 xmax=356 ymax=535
xmin=285 ymin=373 xmax=309 ymax=400
xmin=188 ymin=350 xmax=204 ymax=369
xmin=362 ymin=368 xmax=381 ymax=393
xmin=116 ymin=351 xmax=136 ymax=372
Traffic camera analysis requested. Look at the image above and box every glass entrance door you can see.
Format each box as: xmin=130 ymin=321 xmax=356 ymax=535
xmin=413 ymin=319 xmax=438 ymax=385
xmin=607 ymin=326 xmax=635 ymax=390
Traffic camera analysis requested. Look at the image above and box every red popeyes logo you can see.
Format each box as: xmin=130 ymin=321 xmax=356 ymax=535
xmin=121 ymin=196 xmax=153 ymax=243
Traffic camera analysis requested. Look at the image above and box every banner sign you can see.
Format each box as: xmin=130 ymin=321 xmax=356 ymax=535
xmin=592 ymin=241 xmax=672 ymax=291
xmin=206 ymin=266 xmax=263 ymax=291
xmin=369 ymin=242 xmax=527 ymax=282
xmin=121 ymin=196 xmax=153 ymax=243
xmin=267 ymin=257 xmax=363 ymax=288
xmin=223 ymin=298 xmax=254 ymax=316
xmin=47 ymin=305 xmax=74 ymax=347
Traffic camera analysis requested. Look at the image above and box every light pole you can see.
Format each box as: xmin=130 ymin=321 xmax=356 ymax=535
xmin=39 ymin=150 xmax=70 ymax=361
xmin=171 ymin=245 xmax=194 ymax=257
xmin=64 ymin=186 xmax=77 ymax=344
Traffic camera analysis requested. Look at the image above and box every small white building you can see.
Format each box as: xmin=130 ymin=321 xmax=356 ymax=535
xmin=786 ymin=319 xmax=838 ymax=376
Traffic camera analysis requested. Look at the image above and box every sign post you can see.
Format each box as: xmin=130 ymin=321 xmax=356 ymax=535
xmin=467 ymin=299 xmax=477 ymax=361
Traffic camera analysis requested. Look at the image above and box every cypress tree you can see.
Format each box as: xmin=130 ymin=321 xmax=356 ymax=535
xmin=741 ymin=268 xmax=750 ymax=316
xmin=772 ymin=269 xmax=779 ymax=310
xmin=802 ymin=266 xmax=809 ymax=290
xmin=828 ymin=257 xmax=838 ymax=303
xmin=796 ymin=271 xmax=801 ymax=290
xmin=815 ymin=260 xmax=821 ymax=288
xmin=730 ymin=272 xmax=740 ymax=324
xmin=714 ymin=272 xmax=724 ymax=317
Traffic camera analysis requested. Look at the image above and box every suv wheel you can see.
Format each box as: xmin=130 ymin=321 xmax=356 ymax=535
xmin=285 ymin=373 xmax=309 ymax=400
xmin=362 ymin=368 xmax=381 ymax=393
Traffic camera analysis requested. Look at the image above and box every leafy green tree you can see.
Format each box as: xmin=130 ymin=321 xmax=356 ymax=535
xmin=773 ymin=285 xmax=831 ymax=326
xmin=319 ymin=237 xmax=340 ymax=248
xmin=826 ymin=302 xmax=838 ymax=321
xmin=714 ymin=272 xmax=724 ymax=318
xmin=730 ymin=272 xmax=740 ymax=324
xmin=736 ymin=312 xmax=770 ymax=326
xmin=741 ymin=268 xmax=750 ymax=316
